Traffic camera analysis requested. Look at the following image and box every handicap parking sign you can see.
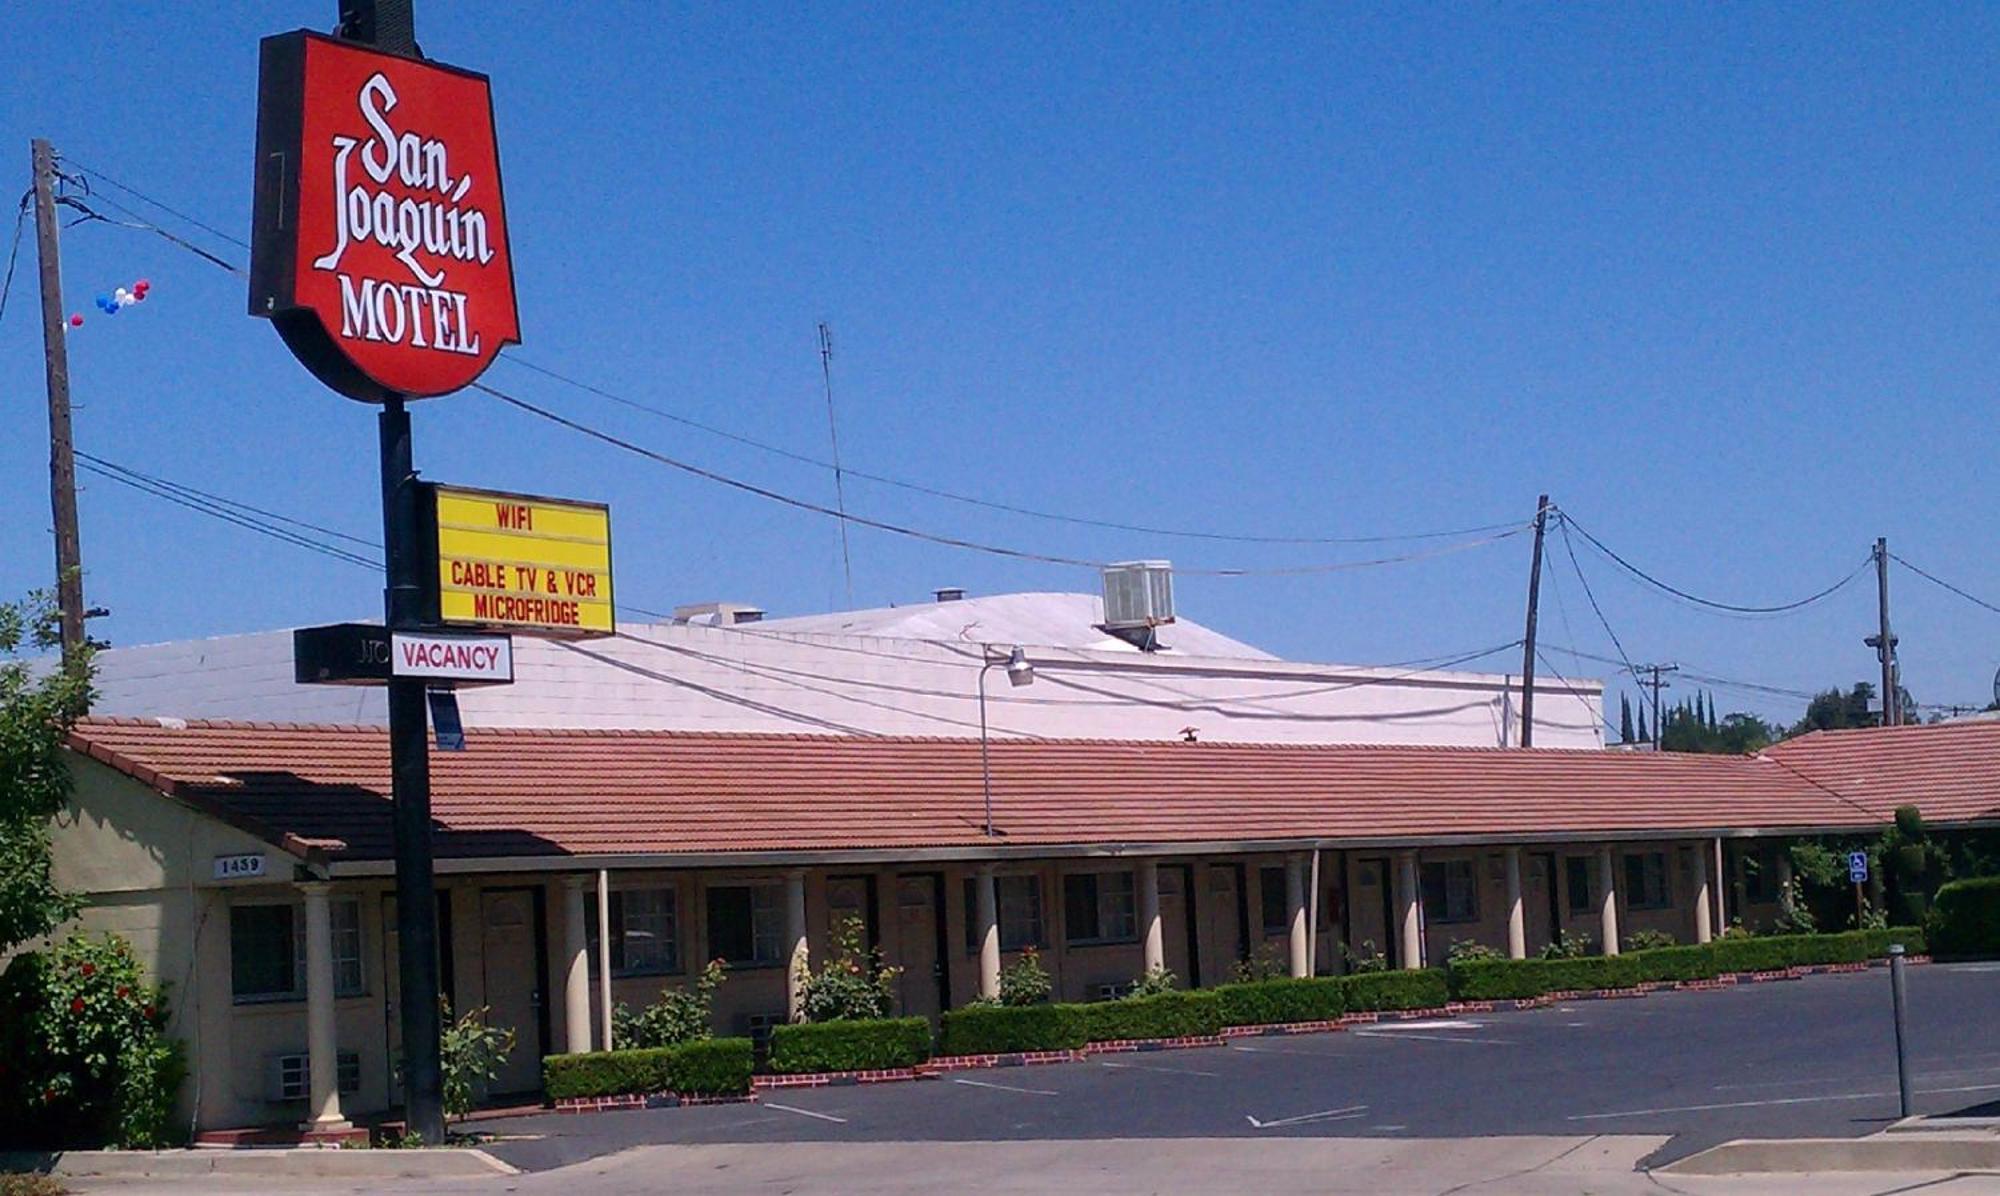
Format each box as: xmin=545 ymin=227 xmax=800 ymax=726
xmin=1847 ymin=851 xmax=1869 ymax=884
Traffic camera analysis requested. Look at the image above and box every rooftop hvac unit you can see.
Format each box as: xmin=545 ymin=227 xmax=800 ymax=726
xmin=1100 ymin=561 xmax=1175 ymax=630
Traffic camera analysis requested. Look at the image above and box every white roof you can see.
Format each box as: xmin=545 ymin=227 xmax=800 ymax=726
xmin=741 ymin=592 xmax=1275 ymax=659
xmin=87 ymin=597 xmax=1605 ymax=749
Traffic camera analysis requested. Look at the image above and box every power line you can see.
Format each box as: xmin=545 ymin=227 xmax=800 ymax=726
xmin=59 ymin=158 xmax=250 ymax=249
xmin=0 ymin=191 xmax=28 ymax=327
xmin=77 ymin=460 xmax=380 ymax=570
xmin=1562 ymin=511 xmax=1873 ymax=616
xmin=75 ymin=451 xmax=381 ymax=548
xmin=1554 ymin=513 xmax=1641 ymax=684
xmin=1889 ymin=552 xmax=2000 ymax=617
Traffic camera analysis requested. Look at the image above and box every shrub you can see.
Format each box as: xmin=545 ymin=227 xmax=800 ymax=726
xmin=1450 ymin=931 xmax=1926 ymax=1002
xmin=1928 ymin=876 xmax=2000 ymax=960
xmin=440 ymin=1001 xmax=516 ymax=1119
xmin=1624 ymin=929 xmax=1678 ymax=952
xmin=1446 ymin=939 xmax=1504 ymax=965
xmin=1342 ymin=969 xmax=1449 ymax=1012
xmin=767 ymin=1017 xmax=932 ymax=1073
xmin=0 ymin=1175 xmax=66 ymax=1196
xmin=796 ymin=917 xmax=901 ymax=1023
xmin=1343 ymin=940 xmax=1390 ymax=973
xmin=0 ymin=934 xmax=183 ymax=1149
xmin=1231 ymin=943 xmax=1289 ymax=984
xmin=669 ymin=1038 xmax=754 ymax=1095
xmin=1214 ymin=977 xmax=1346 ymax=1027
xmin=1126 ymin=966 xmax=1179 ymax=998
xmin=1539 ymin=930 xmax=1592 ymax=959
xmin=999 ymin=948 xmax=1053 ymax=1006
xmin=543 ymin=1047 xmax=676 ymax=1101
xmin=1080 ymin=990 xmax=1223 ymax=1042
xmin=939 ymin=1003 xmax=1089 ymax=1055
xmin=614 ymin=959 xmax=726 ymax=1049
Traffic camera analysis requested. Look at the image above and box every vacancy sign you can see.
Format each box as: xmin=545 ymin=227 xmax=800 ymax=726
xmin=392 ymin=632 xmax=514 ymax=684
xmin=250 ymin=32 xmax=520 ymax=401
xmin=428 ymin=484 xmax=613 ymax=636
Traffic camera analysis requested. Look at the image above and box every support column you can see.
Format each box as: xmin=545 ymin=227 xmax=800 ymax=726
xmin=596 ymin=870 xmax=614 ymax=1049
xmin=1713 ymin=838 xmax=1729 ymax=937
xmin=299 ymin=882 xmax=348 ymax=1130
xmin=562 ymin=877 xmax=593 ymax=1054
xmin=785 ymin=869 xmax=809 ymax=1022
xmin=1504 ymin=847 xmax=1526 ymax=960
xmin=1285 ymin=855 xmax=1309 ymax=978
xmin=1395 ymin=850 xmax=1422 ymax=970
xmin=1691 ymin=844 xmax=1713 ymax=946
xmin=1775 ymin=846 xmax=1795 ymax=914
xmin=1598 ymin=847 xmax=1620 ymax=955
xmin=975 ymin=864 xmax=1001 ymax=1001
xmin=1139 ymin=860 xmax=1164 ymax=976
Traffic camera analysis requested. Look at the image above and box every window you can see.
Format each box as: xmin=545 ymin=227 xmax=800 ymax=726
xmin=231 ymin=899 xmax=365 ymax=1003
xmin=707 ymin=883 xmax=783 ymax=966
xmin=588 ymin=888 xmax=682 ymax=976
xmin=1624 ymin=852 xmax=1671 ymax=910
xmin=1421 ymin=859 xmax=1479 ymax=924
xmin=1259 ymin=866 xmax=1290 ymax=936
xmin=1063 ymin=871 xmax=1137 ymax=945
xmin=1565 ymin=857 xmax=1594 ymax=915
xmin=1742 ymin=845 xmax=1780 ymax=904
xmin=962 ymin=875 xmax=1046 ymax=952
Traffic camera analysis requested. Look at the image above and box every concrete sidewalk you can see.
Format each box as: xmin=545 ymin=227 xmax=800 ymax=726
xmin=47 ymin=1137 xmax=2000 ymax=1194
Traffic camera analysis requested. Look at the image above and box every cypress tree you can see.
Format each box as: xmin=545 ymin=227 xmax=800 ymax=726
xmin=1620 ymin=695 xmax=1635 ymax=743
xmin=1638 ymin=709 xmax=1650 ymax=744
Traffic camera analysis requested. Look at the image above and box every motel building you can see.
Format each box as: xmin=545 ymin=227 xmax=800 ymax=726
xmin=43 ymin=713 xmax=1997 ymax=1136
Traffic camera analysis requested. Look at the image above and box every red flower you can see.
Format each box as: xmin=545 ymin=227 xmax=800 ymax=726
xmin=116 ymin=985 xmax=131 ymax=999
xmin=70 ymin=997 xmax=85 ymax=1014
xmin=80 ymin=963 xmax=95 ymax=978
xmin=42 ymin=1087 xmax=57 ymax=1103
xmin=143 ymin=1005 xmax=156 ymax=1020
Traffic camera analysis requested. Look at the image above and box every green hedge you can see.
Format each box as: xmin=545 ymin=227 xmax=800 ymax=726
xmin=767 ymin=1017 xmax=934 ymax=1074
xmin=1448 ymin=929 xmax=1927 ymax=1003
xmin=938 ymin=1003 xmax=1089 ymax=1056
xmin=1343 ymin=969 xmax=1451 ymax=1012
xmin=1079 ymin=990 xmax=1224 ymax=1042
xmin=671 ymin=1038 xmax=755 ymax=1095
xmin=1931 ymin=878 xmax=2000 ymax=959
xmin=1214 ymin=977 xmax=1347 ymax=1027
xmin=543 ymin=1038 xmax=755 ymax=1099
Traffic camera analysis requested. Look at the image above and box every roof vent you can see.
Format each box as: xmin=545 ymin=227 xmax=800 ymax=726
xmin=672 ymin=602 xmax=766 ymax=626
xmin=933 ymin=587 xmax=966 ymax=603
xmin=1100 ymin=561 xmax=1175 ymax=630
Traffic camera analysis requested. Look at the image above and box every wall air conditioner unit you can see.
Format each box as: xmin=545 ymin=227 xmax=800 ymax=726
xmin=267 ymin=1051 xmax=360 ymax=1102
xmin=742 ymin=1011 xmax=787 ymax=1043
xmin=1100 ymin=561 xmax=1175 ymax=650
xmin=1090 ymin=982 xmax=1128 ymax=1003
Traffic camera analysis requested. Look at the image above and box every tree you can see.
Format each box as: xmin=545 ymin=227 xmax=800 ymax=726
xmin=1787 ymin=683 xmax=1877 ymax=738
xmin=1619 ymin=695 xmax=1634 ymax=744
xmin=1 ymin=591 xmax=94 ymax=956
xmin=1637 ymin=710 xmax=1650 ymax=743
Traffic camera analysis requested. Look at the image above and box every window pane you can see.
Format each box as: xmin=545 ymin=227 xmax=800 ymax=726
xmin=1260 ymin=866 xmax=1288 ymax=935
xmin=750 ymin=884 xmax=783 ymax=964
xmin=331 ymin=899 xmax=364 ymax=996
xmin=1100 ymin=872 xmax=1136 ymax=941
xmin=232 ymin=905 xmax=297 ymax=1000
xmin=1063 ymin=874 xmax=1099 ymax=943
xmin=707 ymin=886 xmax=754 ymax=964
xmin=998 ymin=876 xmax=1042 ymax=950
xmin=622 ymin=888 xmax=679 ymax=974
xmin=1565 ymin=858 xmax=1593 ymax=912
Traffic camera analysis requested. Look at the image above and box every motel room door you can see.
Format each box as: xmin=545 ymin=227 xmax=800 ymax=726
xmin=1349 ymin=857 xmax=1394 ymax=969
xmin=478 ymin=888 xmax=548 ymax=1097
xmin=380 ymin=891 xmax=455 ymax=1108
xmin=1202 ymin=864 xmax=1243 ymax=984
xmin=893 ymin=874 xmax=947 ymax=1020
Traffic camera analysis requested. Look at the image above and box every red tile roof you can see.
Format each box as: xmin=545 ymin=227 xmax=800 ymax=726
xmin=69 ymin=716 xmax=1981 ymax=865
xmin=1765 ymin=719 xmax=2000 ymax=825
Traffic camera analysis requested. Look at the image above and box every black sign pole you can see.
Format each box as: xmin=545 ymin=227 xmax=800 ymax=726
xmin=379 ymin=397 xmax=445 ymax=1143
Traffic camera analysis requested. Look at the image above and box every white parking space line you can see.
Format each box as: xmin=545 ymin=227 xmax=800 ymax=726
xmin=1352 ymin=1030 xmax=1514 ymax=1046
xmin=1358 ymin=1019 xmax=1485 ymax=1031
xmin=1568 ymin=1080 xmax=2000 ymax=1121
xmin=1247 ymin=1103 xmax=1370 ymax=1129
xmin=764 ymin=1102 xmax=847 ymax=1124
xmin=1101 ymin=1060 xmax=1220 ymax=1078
xmin=953 ymin=1077 xmax=1058 ymax=1096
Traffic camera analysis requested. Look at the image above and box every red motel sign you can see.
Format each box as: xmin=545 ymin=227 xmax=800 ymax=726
xmin=250 ymin=31 xmax=519 ymax=401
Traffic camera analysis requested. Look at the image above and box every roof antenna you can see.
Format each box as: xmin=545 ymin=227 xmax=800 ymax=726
xmin=818 ymin=322 xmax=854 ymax=608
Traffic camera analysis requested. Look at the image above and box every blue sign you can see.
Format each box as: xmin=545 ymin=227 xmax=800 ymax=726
xmin=1848 ymin=851 xmax=1869 ymax=884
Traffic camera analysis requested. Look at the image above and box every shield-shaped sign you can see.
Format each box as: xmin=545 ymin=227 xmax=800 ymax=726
xmin=250 ymin=31 xmax=520 ymax=402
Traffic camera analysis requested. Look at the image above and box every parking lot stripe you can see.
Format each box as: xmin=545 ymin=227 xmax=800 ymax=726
xmin=1246 ymin=1104 xmax=1370 ymax=1129
xmin=764 ymin=1102 xmax=848 ymax=1124
xmin=1101 ymin=1061 xmax=1220 ymax=1078
xmin=954 ymin=1078 xmax=1058 ymax=1096
xmin=1352 ymin=1030 xmax=1513 ymax=1046
xmin=1568 ymin=1080 xmax=2000 ymax=1120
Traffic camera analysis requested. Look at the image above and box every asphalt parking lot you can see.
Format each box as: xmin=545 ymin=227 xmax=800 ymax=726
xmin=479 ymin=961 xmax=2000 ymax=1173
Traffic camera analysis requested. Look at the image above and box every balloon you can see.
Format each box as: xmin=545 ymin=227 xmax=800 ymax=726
xmin=68 ymin=314 xmax=83 ymax=327
xmin=135 ymin=278 xmax=150 ymax=291
xmin=95 ymin=294 xmax=114 ymax=312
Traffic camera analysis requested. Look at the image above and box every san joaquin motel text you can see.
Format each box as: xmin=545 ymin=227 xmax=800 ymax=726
xmin=45 ymin=712 xmax=1995 ymax=1134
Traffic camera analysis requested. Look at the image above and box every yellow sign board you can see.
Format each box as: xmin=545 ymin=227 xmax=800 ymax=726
xmin=429 ymin=484 xmax=613 ymax=636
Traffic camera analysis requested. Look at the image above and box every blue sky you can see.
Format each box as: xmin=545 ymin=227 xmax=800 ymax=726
xmin=2 ymin=3 xmax=1994 ymax=726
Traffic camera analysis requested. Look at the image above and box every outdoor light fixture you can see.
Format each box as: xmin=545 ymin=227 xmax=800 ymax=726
xmin=978 ymin=645 xmax=1036 ymax=836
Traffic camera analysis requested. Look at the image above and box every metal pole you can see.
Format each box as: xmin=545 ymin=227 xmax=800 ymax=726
xmin=1518 ymin=495 xmax=1550 ymax=747
xmin=978 ymin=660 xmax=995 ymax=836
xmin=380 ymin=400 xmax=444 ymax=1143
xmin=1889 ymin=943 xmax=1912 ymax=1119
xmin=31 ymin=138 xmax=86 ymax=665
xmin=1876 ymin=538 xmax=1897 ymax=728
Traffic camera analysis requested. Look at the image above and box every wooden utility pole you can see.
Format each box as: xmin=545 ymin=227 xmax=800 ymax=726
xmin=1872 ymin=537 xmax=1898 ymax=727
xmin=1518 ymin=495 xmax=1550 ymax=747
xmin=31 ymin=138 xmax=86 ymax=664
xmin=1636 ymin=663 xmax=1679 ymax=751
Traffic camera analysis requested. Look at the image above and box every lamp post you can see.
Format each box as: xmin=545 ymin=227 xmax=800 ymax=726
xmin=978 ymin=645 xmax=1035 ymax=836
